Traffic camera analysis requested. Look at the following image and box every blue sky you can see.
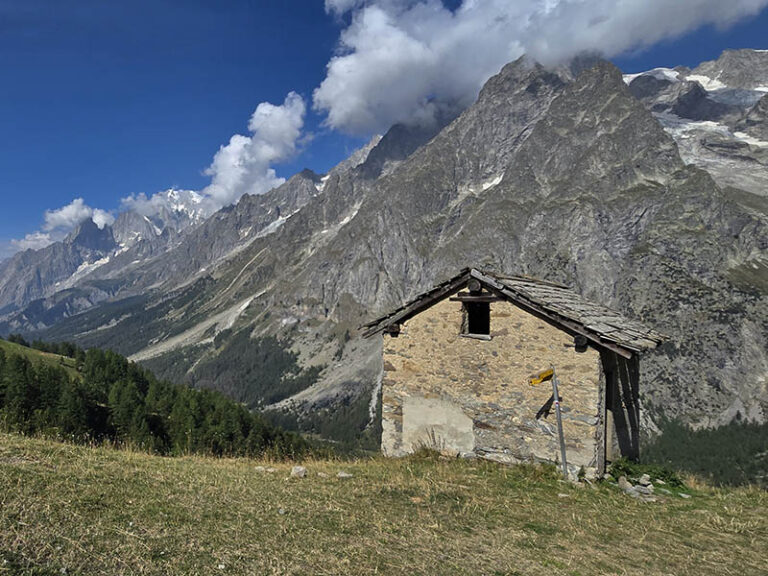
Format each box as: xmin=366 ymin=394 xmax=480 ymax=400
xmin=1 ymin=1 xmax=767 ymax=257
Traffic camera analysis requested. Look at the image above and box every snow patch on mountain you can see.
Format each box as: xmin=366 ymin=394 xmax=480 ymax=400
xmin=255 ymin=214 xmax=289 ymax=239
xmin=449 ymin=173 xmax=506 ymax=210
xmin=623 ymin=68 xmax=680 ymax=85
xmin=656 ymin=112 xmax=768 ymax=196
xmin=733 ymin=131 xmax=768 ymax=147
xmin=657 ymin=113 xmax=729 ymax=137
xmin=166 ymin=189 xmax=204 ymax=217
xmin=686 ymin=74 xmax=728 ymax=91
xmin=54 ymin=255 xmax=113 ymax=290
xmin=657 ymin=112 xmax=768 ymax=149
xmin=482 ymin=174 xmax=504 ymax=190
xmin=318 ymin=202 xmax=363 ymax=240
xmin=315 ymin=175 xmax=331 ymax=193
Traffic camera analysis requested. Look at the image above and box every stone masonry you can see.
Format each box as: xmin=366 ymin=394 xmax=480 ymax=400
xmin=381 ymin=296 xmax=604 ymax=478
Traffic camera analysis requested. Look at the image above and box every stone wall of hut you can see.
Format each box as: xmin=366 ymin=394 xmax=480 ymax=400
xmin=381 ymin=296 xmax=606 ymax=477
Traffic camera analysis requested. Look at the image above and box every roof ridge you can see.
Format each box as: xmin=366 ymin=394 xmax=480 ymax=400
xmin=472 ymin=268 xmax=570 ymax=289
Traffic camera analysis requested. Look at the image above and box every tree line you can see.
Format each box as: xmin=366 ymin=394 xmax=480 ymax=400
xmin=0 ymin=336 xmax=307 ymax=458
xmin=6 ymin=333 xmax=84 ymax=361
xmin=642 ymin=417 xmax=768 ymax=487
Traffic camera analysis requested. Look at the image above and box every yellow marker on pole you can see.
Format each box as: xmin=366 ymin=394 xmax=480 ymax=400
xmin=528 ymin=368 xmax=553 ymax=386
xmin=528 ymin=366 xmax=568 ymax=480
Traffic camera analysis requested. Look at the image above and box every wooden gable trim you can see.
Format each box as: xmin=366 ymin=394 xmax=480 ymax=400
xmin=360 ymin=269 xmax=473 ymax=338
xmin=449 ymin=292 xmax=501 ymax=303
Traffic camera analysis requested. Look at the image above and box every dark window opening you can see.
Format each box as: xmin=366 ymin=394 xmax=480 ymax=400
xmin=462 ymin=302 xmax=490 ymax=337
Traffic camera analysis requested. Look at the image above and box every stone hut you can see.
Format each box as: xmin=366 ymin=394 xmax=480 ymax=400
xmin=363 ymin=268 xmax=665 ymax=478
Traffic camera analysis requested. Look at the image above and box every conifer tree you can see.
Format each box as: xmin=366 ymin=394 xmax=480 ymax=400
xmin=58 ymin=380 xmax=89 ymax=439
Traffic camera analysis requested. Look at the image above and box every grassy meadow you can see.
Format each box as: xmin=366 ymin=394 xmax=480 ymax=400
xmin=1 ymin=433 xmax=766 ymax=575
xmin=0 ymin=340 xmax=80 ymax=381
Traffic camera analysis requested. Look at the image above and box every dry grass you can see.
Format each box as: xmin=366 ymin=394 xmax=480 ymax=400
xmin=1 ymin=434 xmax=766 ymax=575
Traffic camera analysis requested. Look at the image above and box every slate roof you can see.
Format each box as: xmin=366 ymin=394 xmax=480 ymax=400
xmin=362 ymin=268 xmax=665 ymax=358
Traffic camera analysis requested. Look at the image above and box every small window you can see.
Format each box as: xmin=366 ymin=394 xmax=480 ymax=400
xmin=461 ymin=302 xmax=490 ymax=339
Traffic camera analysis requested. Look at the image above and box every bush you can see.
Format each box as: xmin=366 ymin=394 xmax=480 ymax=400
xmin=609 ymin=458 xmax=685 ymax=488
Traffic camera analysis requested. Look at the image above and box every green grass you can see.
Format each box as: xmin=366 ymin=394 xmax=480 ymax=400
xmin=1 ymin=434 xmax=766 ymax=575
xmin=0 ymin=340 xmax=80 ymax=380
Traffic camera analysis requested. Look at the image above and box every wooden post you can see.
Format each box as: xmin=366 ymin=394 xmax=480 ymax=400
xmin=551 ymin=365 xmax=568 ymax=480
xmin=528 ymin=365 xmax=568 ymax=479
xmin=605 ymin=409 xmax=615 ymax=463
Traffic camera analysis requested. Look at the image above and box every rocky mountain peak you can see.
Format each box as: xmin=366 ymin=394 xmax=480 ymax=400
xmin=478 ymin=55 xmax=567 ymax=102
xmin=65 ymin=218 xmax=115 ymax=253
xmin=510 ymin=60 xmax=682 ymax=197
xmin=670 ymin=81 xmax=736 ymax=121
xmin=111 ymin=211 xmax=161 ymax=247
xmin=296 ymin=168 xmax=322 ymax=184
xmin=356 ymin=111 xmax=458 ymax=180
xmin=328 ymin=135 xmax=382 ymax=176
xmin=688 ymin=48 xmax=768 ymax=90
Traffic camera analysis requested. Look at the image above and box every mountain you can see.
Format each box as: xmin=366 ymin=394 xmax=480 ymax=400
xmin=0 ymin=136 xmax=383 ymax=337
xmin=111 ymin=188 xmax=206 ymax=248
xmin=0 ymin=219 xmax=117 ymax=317
xmin=2 ymin=50 xmax=767 ymax=435
xmin=737 ymin=93 xmax=768 ymax=141
xmin=0 ymin=188 xmax=209 ymax=318
xmin=688 ymin=49 xmax=768 ymax=91
xmin=624 ymin=50 xmax=768 ymax=197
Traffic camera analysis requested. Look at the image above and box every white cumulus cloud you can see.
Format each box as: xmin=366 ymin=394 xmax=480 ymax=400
xmin=200 ymin=91 xmax=307 ymax=212
xmin=11 ymin=232 xmax=55 ymax=252
xmin=43 ymin=197 xmax=114 ymax=232
xmin=8 ymin=198 xmax=115 ymax=255
xmin=315 ymin=0 xmax=768 ymax=134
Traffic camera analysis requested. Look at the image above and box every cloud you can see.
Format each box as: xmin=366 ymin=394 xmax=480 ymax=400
xmin=314 ymin=0 xmax=768 ymax=134
xmin=42 ymin=198 xmax=93 ymax=231
xmin=122 ymin=92 xmax=307 ymax=220
xmin=91 ymin=208 xmax=114 ymax=229
xmin=43 ymin=197 xmax=114 ymax=232
xmin=200 ymin=91 xmax=306 ymax=212
xmin=11 ymin=232 xmax=54 ymax=252
xmin=7 ymin=198 xmax=115 ymax=256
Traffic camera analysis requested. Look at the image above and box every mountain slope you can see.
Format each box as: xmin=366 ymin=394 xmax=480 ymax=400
xmin=0 ymin=338 xmax=80 ymax=380
xmin=0 ymin=189 xmax=207 ymax=316
xmin=0 ymin=219 xmax=117 ymax=315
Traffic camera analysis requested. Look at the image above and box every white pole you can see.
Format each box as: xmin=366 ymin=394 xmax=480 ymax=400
xmin=551 ymin=365 xmax=568 ymax=479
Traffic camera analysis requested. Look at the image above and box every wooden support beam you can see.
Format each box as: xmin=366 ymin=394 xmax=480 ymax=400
xmin=449 ymin=294 xmax=501 ymax=303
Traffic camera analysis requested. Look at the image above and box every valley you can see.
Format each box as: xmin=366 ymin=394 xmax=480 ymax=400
xmin=1 ymin=49 xmax=767 ymax=441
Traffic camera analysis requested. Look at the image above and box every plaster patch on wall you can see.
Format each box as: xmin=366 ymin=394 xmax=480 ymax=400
xmin=402 ymin=396 xmax=475 ymax=455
